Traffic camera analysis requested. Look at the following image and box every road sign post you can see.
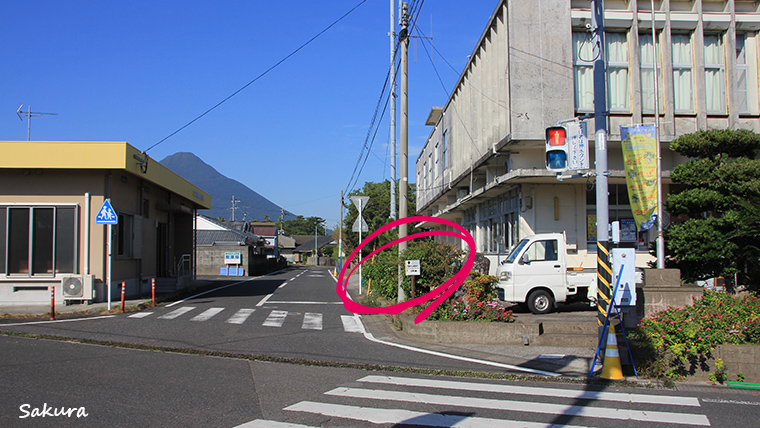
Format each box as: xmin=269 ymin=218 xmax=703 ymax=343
xmin=350 ymin=196 xmax=370 ymax=295
xmin=96 ymin=199 xmax=118 ymax=309
xmin=405 ymin=260 xmax=420 ymax=298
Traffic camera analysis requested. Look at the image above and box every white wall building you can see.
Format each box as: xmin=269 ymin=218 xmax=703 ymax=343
xmin=416 ymin=0 xmax=760 ymax=273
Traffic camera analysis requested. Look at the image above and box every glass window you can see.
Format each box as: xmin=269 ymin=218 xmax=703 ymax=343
xmin=607 ymin=32 xmax=630 ymax=111
xmin=573 ymin=32 xmax=595 ymax=111
xmin=736 ymin=34 xmax=749 ymax=114
xmin=524 ymin=240 xmax=559 ymax=262
xmin=116 ymin=213 xmax=133 ymax=258
xmin=32 ymin=208 xmax=54 ymax=274
xmin=573 ymin=31 xmax=630 ymax=111
xmin=441 ymin=130 xmax=448 ymax=172
xmin=8 ymin=208 xmax=30 ymax=274
xmin=672 ymin=34 xmax=694 ymax=112
xmin=0 ymin=209 xmax=4 ymax=274
xmin=704 ymin=34 xmax=726 ymax=113
xmin=55 ymin=207 xmax=76 ymax=273
xmin=639 ymin=33 xmax=663 ymax=112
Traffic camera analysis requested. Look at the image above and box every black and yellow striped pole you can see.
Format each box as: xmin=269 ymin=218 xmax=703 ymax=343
xmin=597 ymin=241 xmax=612 ymax=327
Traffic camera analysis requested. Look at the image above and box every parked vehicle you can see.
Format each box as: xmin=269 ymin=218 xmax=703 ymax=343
xmin=495 ymin=233 xmax=597 ymax=314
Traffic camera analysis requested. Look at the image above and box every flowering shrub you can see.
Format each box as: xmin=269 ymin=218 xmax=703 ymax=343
xmin=633 ymin=290 xmax=760 ymax=380
xmin=419 ymin=273 xmax=514 ymax=323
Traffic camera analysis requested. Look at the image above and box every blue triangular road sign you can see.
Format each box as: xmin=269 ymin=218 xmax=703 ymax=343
xmin=96 ymin=199 xmax=118 ymax=224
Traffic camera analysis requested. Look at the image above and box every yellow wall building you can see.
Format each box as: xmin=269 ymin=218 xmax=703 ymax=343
xmin=0 ymin=141 xmax=211 ymax=305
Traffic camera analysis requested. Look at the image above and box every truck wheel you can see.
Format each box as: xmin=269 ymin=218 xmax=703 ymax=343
xmin=527 ymin=290 xmax=554 ymax=314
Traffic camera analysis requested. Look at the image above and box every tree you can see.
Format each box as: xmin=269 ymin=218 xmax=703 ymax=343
xmin=663 ymin=129 xmax=760 ymax=290
xmin=282 ymin=215 xmax=326 ymax=236
xmin=342 ymin=180 xmax=418 ymax=258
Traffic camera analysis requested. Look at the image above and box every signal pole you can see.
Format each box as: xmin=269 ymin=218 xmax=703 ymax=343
xmin=591 ymin=0 xmax=611 ymax=331
xmin=397 ymin=1 xmax=409 ymax=302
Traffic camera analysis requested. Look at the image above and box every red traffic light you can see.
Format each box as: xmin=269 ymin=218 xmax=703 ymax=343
xmin=546 ymin=127 xmax=566 ymax=146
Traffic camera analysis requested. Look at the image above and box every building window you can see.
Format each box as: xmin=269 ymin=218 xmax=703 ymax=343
xmin=1 ymin=206 xmax=77 ymax=276
xmin=704 ymin=34 xmax=726 ymax=113
xmin=441 ymin=130 xmax=448 ymax=172
xmin=606 ymin=32 xmax=630 ymax=111
xmin=573 ymin=31 xmax=630 ymax=112
xmin=640 ymin=33 xmax=663 ymax=113
xmin=736 ymin=33 xmax=749 ymax=114
xmin=428 ymin=153 xmax=433 ymax=189
xmin=115 ymin=213 xmax=133 ymax=258
xmin=672 ymin=34 xmax=694 ymax=113
xmin=434 ymin=143 xmax=440 ymax=179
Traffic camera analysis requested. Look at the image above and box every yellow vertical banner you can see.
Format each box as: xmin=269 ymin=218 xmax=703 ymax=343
xmin=620 ymin=125 xmax=658 ymax=231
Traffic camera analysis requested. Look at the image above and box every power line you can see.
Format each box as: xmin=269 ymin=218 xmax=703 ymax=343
xmin=144 ymin=0 xmax=369 ymax=154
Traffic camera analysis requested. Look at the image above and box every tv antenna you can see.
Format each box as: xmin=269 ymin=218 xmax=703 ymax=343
xmin=17 ymin=105 xmax=58 ymax=141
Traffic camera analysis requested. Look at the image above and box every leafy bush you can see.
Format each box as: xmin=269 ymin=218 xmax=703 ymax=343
xmin=632 ymin=290 xmax=760 ymax=380
xmin=420 ymin=273 xmax=514 ymax=323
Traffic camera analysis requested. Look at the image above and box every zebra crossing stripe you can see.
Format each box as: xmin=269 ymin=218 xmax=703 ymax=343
xmin=358 ymin=375 xmax=702 ymax=407
xmin=128 ymin=312 xmax=153 ymax=318
xmin=340 ymin=315 xmax=364 ymax=333
xmin=190 ymin=307 xmax=225 ymax=322
xmin=262 ymin=310 xmax=288 ymax=327
xmin=284 ymin=401 xmax=589 ymax=428
xmin=158 ymin=307 xmax=195 ymax=319
xmin=302 ymin=312 xmax=323 ymax=330
xmin=324 ymin=387 xmax=711 ymax=426
xmin=226 ymin=308 xmax=255 ymax=324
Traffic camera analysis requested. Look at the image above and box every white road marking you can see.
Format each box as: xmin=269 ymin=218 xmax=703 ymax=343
xmin=234 ymin=420 xmax=318 ymax=428
xmin=262 ymin=310 xmax=288 ymax=327
xmin=256 ymin=293 xmax=274 ymax=307
xmin=128 ymin=312 xmax=153 ymax=319
xmin=324 ymin=387 xmax=711 ymax=426
xmin=158 ymin=307 xmax=195 ymax=320
xmin=226 ymin=308 xmax=255 ymax=324
xmin=264 ymin=301 xmax=343 ymax=305
xmin=284 ymin=401 xmax=589 ymax=428
xmin=301 ymin=312 xmax=323 ymax=330
xmin=358 ymin=375 xmax=702 ymax=407
xmin=190 ymin=307 xmax=224 ymax=321
xmin=340 ymin=315 xmax=364 ymax=333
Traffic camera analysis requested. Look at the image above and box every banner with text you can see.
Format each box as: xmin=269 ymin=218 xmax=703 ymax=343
xmin=620 ymin=124 xmax=658 ymax=232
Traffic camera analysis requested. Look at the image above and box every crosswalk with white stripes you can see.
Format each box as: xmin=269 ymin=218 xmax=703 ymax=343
xmin=237 ymin=374 xmax=712 ymax=427
xmin=128 ymin=306 xmax=363 ymax=333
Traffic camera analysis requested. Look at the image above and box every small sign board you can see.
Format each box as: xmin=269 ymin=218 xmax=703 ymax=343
xmin=405 ymin=260 xmax=420 ymax=276
xmin=611 ymin=248 xmax=637 ymax=308
xmin=350 ymin=196 xmax=370 ymax=210
xmin=224 ymin=252 xmax=242 ymax=265
xmin=567 ymin=121 xmax=590 ymax=170
xmin=95 ymin=199 xmax=118 ymax=225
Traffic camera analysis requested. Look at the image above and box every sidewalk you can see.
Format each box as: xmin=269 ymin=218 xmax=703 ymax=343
xmin=340 ymin=271 xmax=605 ymax=380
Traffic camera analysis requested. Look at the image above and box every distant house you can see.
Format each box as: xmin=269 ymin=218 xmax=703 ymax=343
xmin=293 ymin=235 xmax=336 ymax=266
xmin=195 ymin=215 xmax=270 ymax=276
xmin=250 ymin=222 xmax=279 ymax=259
xmin=0 ymin=140 xmax=211 ymax=305
xmin=277 ymin=234 xmax=297 ymax=263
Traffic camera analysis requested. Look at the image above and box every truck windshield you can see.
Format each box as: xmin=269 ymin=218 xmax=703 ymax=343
xmin=504 ymin=239 xmax=529 ymax=263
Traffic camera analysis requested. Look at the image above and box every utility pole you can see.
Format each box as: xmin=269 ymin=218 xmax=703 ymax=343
xmin=339 ymin=190 xmax=344 ymax=274
xmin=651 ymin=0 xmax=665 ymax=269
xmin=17 ymin=105 xmax=57 ymax=141
xmin=591 ymin=0 xmax=611 ymax=331
xmin=398 ymin=1 xmax=409 ymax=302
xmin=389 ymin=0 xmax=397 ymax=220
xmin=229 ymin=195 xmax=241 ymax=221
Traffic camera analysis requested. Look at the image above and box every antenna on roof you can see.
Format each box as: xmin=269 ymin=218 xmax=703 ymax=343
xmin=17 ymin=105 xmax=58 ymax=141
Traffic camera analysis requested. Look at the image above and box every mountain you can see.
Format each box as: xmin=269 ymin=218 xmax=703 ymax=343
xmin=160 ymin=152 xmax=295 ymax=222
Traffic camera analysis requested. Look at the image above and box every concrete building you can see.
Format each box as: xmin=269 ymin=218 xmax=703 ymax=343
xmin=416 ymin=0 xmax=760 ymax=274
xmin=195 ymin=215 xmax=268 ymax=276
xmin=0 ymin=141 xmax=211 ymax=305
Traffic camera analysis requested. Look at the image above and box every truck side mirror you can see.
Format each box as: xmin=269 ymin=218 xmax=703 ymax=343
xmin=520 ymin=253 xmax=531 ymax=265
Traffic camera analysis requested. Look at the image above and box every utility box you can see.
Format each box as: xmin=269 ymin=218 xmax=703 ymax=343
xmin=612 ymin=248 xmax=637 ymax=308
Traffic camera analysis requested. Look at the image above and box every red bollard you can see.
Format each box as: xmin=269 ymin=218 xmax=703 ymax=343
xmin=50 ymin=285 xmax=55 ymax=321
xmin=151 ymin=277 xmax=156 ymax=306
xmin=120 ymin=281 xmax=126 ymax=313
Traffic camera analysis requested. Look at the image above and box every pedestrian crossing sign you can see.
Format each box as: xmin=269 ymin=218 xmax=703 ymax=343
xmin=96 ymin=199 xmax=118 ymax=224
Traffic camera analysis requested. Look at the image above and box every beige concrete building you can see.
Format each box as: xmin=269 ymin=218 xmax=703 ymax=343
xmin=0 ymin=141 xmax=211 ymax=305
xmin=416 ymin=0 xmax=760 ymax=273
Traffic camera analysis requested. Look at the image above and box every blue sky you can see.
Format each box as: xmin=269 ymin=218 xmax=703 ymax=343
xmin=2 ymin=1 xmax=498 ymax=227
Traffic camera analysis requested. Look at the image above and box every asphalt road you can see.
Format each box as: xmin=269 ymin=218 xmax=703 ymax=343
xmin=2 ymin=266 xmax=760 ymax=427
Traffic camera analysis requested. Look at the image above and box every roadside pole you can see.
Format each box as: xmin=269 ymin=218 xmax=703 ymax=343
xmin=96 ymin=199 xmax=118 ymax=310
xmin=592 ymin=0 xmax=612 ymax=334
xmin=397 ymin=1 xmax=409 ymax=303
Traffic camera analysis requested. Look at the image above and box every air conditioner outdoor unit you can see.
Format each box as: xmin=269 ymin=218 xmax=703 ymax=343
xmin=61 ymin=275 xmax=94 ymax=303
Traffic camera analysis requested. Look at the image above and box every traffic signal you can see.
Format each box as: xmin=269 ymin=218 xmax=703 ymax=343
xmin=545 ymin=126 xmax=569 ymax=172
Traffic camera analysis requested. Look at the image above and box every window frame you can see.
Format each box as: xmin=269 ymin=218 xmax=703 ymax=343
xmin=704 ymin=33 xmax=727 ymax=114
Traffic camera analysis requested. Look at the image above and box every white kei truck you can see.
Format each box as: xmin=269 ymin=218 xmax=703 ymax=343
xmin=495 ymin=233 xmax=598 ymax=314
